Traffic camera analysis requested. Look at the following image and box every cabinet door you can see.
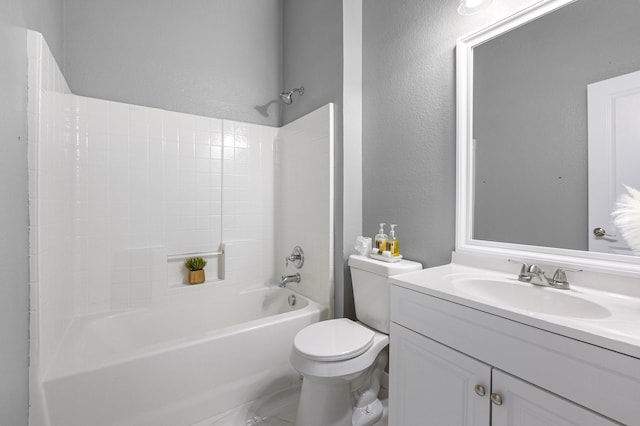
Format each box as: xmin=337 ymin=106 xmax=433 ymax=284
xmin=389 ymin=323 xmax=491 ymax=426
xmin=491 ymin=370 xmax=619 ymax=426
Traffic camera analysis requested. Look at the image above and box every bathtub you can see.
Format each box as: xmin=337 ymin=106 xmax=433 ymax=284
xmin=42 ymin=287 xmax=326 ymax=426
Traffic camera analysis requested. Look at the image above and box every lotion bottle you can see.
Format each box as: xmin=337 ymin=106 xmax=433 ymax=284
xmin=374 ymin=223 xmax=388 ymax=254
xmin=386 ymin=224 xmax=400 ymax=257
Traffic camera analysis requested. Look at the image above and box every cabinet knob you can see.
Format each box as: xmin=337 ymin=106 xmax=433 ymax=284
xmin=474 ymin=384 xmax=486 ymax=397
xmin=490 ymin=393 xmax=503 ymax=406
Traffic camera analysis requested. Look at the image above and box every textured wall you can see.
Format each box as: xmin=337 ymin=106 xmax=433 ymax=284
xmin=362 ymin=0 xmax=533 ymax=268
xmin=63 ymin=0 xmax=283 ymax=126
xmin=281 ymin=0 xmax=343 ymax=127
xmin=23 ymin=0 xmax=64 ymax=62
xmin=0 ymin=0 xmax=29 ymax=423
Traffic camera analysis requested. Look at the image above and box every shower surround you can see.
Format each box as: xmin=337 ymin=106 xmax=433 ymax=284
xmin=28 ymin=31 xmax=334 ymax=425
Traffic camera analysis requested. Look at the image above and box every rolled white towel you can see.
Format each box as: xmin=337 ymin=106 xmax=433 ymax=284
xmin=611 ymin=185 xmax=640 ymax=255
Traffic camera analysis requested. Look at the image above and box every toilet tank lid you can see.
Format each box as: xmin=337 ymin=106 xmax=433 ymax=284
xmin=348 ymin=254 xmax=422 ymax=277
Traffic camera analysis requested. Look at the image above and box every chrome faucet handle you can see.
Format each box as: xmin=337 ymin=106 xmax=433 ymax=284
xmin=285 ymin=246 xmax=304 ymax=269
xmin=550 ymin=267 xmax=582 ymax=290
xmin=551 ymin=269 xmax=569 ymax=288
xmin=508 ymin=259 xmax=531 ymax=282
xmin=518 ymin=263 xmax=531 ymax=282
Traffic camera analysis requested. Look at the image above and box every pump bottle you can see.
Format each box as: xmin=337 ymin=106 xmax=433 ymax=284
xmin=386 ymin=224 xmax=400 ymax=257
xmin=374 ymin=223 xmax=388 ymax=254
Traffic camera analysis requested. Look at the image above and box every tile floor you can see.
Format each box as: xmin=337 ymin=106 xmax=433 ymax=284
xmin=193 ymin=384 xmax=388 ymax=426
xmin=193 ymin=385 xmax=299 ymax=426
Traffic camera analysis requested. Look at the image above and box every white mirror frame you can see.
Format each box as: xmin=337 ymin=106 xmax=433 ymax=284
xmin=455 ymin=0 xmax=640 ymax=276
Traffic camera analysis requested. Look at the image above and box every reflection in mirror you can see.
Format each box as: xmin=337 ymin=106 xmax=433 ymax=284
xmin=471 ymin=0 xmax=640 ymax=253
xmin=456 ymin=0 xmax=640 ymax=274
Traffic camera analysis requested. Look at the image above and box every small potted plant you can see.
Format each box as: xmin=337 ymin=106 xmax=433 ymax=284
xmin=184 ymin=257 xmax=207 ymax=284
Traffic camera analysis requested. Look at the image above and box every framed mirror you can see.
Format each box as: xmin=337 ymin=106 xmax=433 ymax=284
xmin=456 ymin=0 xmax=640 ymax=275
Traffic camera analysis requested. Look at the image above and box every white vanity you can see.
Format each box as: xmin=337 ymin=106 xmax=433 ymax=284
xmin=388 ymin=255 xmax=640 ymax=425
xmin=387 ymin=0 xmax=640 ymax=423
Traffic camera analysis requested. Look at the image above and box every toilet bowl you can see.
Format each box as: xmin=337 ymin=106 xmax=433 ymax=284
xmin=290 ymin=319 xmax=389 ymax=426
xmin=290 ymin=255 xmax=422 ymax=426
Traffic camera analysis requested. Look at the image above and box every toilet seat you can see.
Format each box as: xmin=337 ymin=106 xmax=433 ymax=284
xmin=290 ymin=325 xmax=389 ymax=379
xmin=293 ymin=318 xmax=375 ymax=361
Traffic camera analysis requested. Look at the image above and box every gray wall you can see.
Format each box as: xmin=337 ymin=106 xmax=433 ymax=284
xmin=0 ymin=1 xmax=29 ymax=421
xmin=282 ymin=0 xmax=343 ymax=126
xmin=282 ymin=0 xmax=351 ymax=316
xmin=362 ymin=1 xmax=458 ymax=268
xmin=23 ymin=0 xmax=64 ymax=62
xmin=63 ymin=0 xmax=283 ymax=126
xmin=473 ymin=0 xmax=640 ymax=251
xmin=362 ymin=0 xmax=531 ymax=268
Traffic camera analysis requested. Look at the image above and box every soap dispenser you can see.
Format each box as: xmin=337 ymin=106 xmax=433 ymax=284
xmin=386 ymin=224 xmax=400 ymax=257
xmin=374 ymin=223 xmax=388 ymax=254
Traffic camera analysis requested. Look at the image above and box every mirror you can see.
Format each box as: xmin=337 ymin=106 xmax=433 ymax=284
xmin=456 ymin=0 xmax=640 ymax=274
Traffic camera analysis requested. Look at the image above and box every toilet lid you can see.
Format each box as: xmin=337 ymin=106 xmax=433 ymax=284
xmin=294 ymin=318 xmax=375 ymax=362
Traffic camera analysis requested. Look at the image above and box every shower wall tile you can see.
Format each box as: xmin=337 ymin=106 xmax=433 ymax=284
xmin=275 ymin=104 xmax=334 ymax=311
xmin=27 ymin=31 xmax=74 ymax=372
xmin=221 ymin=121 xmax=276 ymax=287
xmin=30 ymin=31 xmax=332 ymax=372
xmin=67 ymin=97 xmax=279 ymax=303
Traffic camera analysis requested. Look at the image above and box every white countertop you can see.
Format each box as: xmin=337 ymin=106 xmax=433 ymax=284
xmin=390 ymin=263 xmax=640 ymax=360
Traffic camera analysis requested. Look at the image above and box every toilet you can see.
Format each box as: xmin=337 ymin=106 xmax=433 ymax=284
xmin=290 ymin=254 xmax=422 ymax=426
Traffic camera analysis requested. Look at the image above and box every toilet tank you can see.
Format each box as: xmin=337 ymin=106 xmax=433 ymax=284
xmin=348 ymin=255 xmax=422 ymax=333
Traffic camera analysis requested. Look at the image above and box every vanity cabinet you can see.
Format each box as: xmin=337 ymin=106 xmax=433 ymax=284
xmin=389 ymin=285 xmax=632 ymax=425
xmin=490 ymin=369 xmax=616 ymax=426
xmin=390 ymin=324 xmax=617 ymax=425
xmin=390 ymin=323 xmax=490 ymax=425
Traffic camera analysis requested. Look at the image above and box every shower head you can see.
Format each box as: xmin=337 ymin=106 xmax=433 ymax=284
xmin=280 ymin=87 xmax=304 ymax=104
xmin=280 ymin=92 xmax=293 ymax=104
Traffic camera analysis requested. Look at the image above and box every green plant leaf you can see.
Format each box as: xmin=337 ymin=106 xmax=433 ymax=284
xmin=184 ymin=257 xmax=207 ymax=271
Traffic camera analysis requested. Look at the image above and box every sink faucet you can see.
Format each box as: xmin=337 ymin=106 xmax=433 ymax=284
xmin=512 ymin=261 xmax=580 ymax=290
xmin=279 ymin=273 xmax=301 ymax=288
xmin=521 ymin=264 xmax=553 ymax=287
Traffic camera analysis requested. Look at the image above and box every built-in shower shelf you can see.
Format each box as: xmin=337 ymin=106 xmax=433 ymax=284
xmin=169 ymin=278 xmax=225 ymax=290
xmin=167 ymin=250 xmax=225 ymax=261
xmin=166 ymin=250 xmax=225 ymax=287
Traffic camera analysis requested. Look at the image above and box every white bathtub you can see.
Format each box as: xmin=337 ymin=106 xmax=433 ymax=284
xmin=42 ymin=287 xmax=326 ymax=426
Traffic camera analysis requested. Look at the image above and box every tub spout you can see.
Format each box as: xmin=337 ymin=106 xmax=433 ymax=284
xmin=279 ymin=273 xmax=301 ymax=288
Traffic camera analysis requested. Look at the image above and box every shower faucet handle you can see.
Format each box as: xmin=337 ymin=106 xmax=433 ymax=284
xmin=285 ymin=246 xmax=304 ymax=269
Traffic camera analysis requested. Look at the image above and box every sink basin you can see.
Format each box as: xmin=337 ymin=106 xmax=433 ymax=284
xmin=452 ymin=278 xmax=611 ymax=319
